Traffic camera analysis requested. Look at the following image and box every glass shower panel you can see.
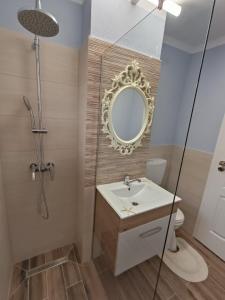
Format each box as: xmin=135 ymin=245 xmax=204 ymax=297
xmin=154 ymin=0 xmax=217 ymax=299
xmin=95 ymin=1 xmax=215 ymax=299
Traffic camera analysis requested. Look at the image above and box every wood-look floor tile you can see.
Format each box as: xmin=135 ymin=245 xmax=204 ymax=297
xmin=46 ymin=266 xmax=67 ymax=300
xmin=100 ymin=268 xmax=157 ymax=300
xmin=123 ymin=267 xmax=159 ymax=300
xmin=45 ymin=248 xmax=64 ymax=263
xmin=169 ymin=295 xmax=181 ymax=300
xmin=45 ymin=245 xmax=74 ymax=263
xmin=138 ymin=259 xmax=174 ymax=300
xmin=68 ymin=246 xmax=78 ymax=263
xmin=9 ymin=240 xmax=225 ymax=300
xmin=29 ymin=271 xmax=47 ymax=300
xmin=80 ymin=262 xmax=108 ymax=300
xmin=9 ymin=281 xmax=27 ymax=300
xmin=116 ymin=271 xmax=148 ymax=300
xmin=149 ymin=257 xmax=195 ymax=300
xmin=67 ymin=282 xmax=87 ymax=300
xmin=186 ymin=275 xmax=225 ymax=300
xmin=62 ymin=261 xmax=81 ymax=288
xmin=99 ymin=271 xmax=127 ymax=300
xmin=10 ymin=265 xmax=26 ymax=296
xmin=30 ymin=254 xmax=45 ymax=268
xmin=94 ymin=255 xmax=109 ymax=275
xmin=62 ymin=245 xmax=74 ymax=258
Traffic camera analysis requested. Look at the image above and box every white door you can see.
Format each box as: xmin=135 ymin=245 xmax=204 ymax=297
xmin=194 ymin=115 xmax=225 ymax=261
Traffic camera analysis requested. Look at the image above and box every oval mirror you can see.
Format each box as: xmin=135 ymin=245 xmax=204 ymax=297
xmin=111 ymin=87 xmax=146 ymax=142
xmin=101 ymin=60 xmax=155 ymax=155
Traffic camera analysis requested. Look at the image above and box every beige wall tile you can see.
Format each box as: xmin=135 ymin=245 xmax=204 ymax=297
xmin=40 ymin=41 xmax=79 ymax=86
xmin=1 ymin=151 xmax=37 ymax=185
xmin=42 ymin=82 xmax=78 ymax=119
xmin=0 ymin=116 xmax=34 ymax=152
xmin=0 ymin=74 xmax=36 ymax=117
xmin=0 ymin=28 xmax=35 ymax=78
xmin=44 ymin=118 xmax=77 ymax=150
xmin=0 ymin=166 xmax=13 ymax=299
xmin=2 ymin=148 xmax=78 ymax=262
xmin=0 ymin=73 xmax=78 ymax=119
xmin=9 ymin=198 xmax=77 ymax=262
xmin=0 ymin=116 xmax=78 ymax=154
xmin=0 ymin=27 xmax=79 ymax=86
xmin=167 ymin=146 xmax=212 ymax=235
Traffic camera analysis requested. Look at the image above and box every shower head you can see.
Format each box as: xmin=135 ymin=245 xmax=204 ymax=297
xmin=23 ymin=96 xmax=32 ymax=111
xmin=17 ymin=0 xmax=59 ymax=37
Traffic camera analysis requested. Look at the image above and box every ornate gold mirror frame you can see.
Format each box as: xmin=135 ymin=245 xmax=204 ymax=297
xmin=101 ymin=60 xmax=155 ymax=155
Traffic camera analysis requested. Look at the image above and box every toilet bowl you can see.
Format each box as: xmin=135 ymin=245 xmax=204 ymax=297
xmin=169 ymin=208 xmax=185 ymax=252
xmin=145 ymin=159 xmax=185 ymax=252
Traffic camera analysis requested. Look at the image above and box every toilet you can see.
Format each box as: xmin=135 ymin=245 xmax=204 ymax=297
xmin=146 ymin=158 xmax=185 ymax=252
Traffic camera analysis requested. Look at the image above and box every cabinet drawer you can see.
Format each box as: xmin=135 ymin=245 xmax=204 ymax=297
xmin=115 ymin=214 xmax=175 ymax=275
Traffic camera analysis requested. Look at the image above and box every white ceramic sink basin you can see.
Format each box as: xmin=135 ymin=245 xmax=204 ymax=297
xmin=97 ymin=178 xmax=181 ymax=219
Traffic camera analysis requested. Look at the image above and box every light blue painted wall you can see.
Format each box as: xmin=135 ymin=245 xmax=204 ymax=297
xmin=155 ymin=43 xmax=225 ymax=154
xmin=82 ymin=0 xmax=91 ymax=42
xmin=174 ymin=52 xmax=202 ymax=148
xmin=151 ymin=44 xmax=191 ymax=145
xmin=0 ymin=0 xmax=84 ymax=48
xmin=184 ymin=45 xmax=225 ymax=153
xmin=91 ymin=0 xmax=166 ymax=59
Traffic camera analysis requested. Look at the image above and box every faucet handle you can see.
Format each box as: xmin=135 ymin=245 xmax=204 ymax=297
xmin=124 ymin=175 xmax=130 ymax=184
xmin=30 ymin=163 xmax=38 ymax=181
xmin=47 ymin=162 xmax=55 ymax=180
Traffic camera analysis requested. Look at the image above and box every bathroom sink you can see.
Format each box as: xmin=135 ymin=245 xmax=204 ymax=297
xmin=97 ymin=178 xmax=181 ymax=219
xmin=112 ymin=183 xmax=145 ymax=198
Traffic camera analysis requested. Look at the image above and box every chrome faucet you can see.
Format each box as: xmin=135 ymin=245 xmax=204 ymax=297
xmin=124 ymin=175 xmax=141 ymax=190
xmin=30 ymin=162 xmax=55 ymax=181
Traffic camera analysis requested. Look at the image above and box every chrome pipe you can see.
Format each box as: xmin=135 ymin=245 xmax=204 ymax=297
xmin=35 ymin=0 xmax=42 ymax=9
xmin=33 ymin=35 xmax=45 ymax=171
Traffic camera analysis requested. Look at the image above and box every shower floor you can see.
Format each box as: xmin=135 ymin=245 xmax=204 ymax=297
xmin=9 ymin=245 xmax=88 ymax=300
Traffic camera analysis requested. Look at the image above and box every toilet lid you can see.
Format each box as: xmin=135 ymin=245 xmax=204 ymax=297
xmin=176 ymin=208 xmax=184 ymax=223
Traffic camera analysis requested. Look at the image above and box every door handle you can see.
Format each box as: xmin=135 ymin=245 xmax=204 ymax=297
xmin=218 ymin=161 xmax=225 ymax=172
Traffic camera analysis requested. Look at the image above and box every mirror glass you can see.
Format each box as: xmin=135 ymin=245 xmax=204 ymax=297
xmin=111 ymin=87 xmax=146 ymax=141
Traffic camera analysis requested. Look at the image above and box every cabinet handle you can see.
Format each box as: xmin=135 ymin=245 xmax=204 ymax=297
xmin=139 ymin=226 xmax=162 ymax=239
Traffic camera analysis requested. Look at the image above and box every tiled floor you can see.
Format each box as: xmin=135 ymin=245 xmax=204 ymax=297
xmin=91 ymin=230 xmax=225 ymax=300
xmin=9 ymin=231 xmax=225 ymax=300
xmin=9 ymin=245 xmax=88 ymax=300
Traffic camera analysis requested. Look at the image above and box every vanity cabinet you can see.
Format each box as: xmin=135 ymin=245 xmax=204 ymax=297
xmin=94 ymin=191 xmax=177 ymax=276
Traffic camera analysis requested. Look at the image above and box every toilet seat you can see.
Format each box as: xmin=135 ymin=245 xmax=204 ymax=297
xmin=175 ymin=208 xmax=184 ymax=225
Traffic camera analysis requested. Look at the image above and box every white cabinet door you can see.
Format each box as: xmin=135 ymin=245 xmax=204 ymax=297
xmin=115 ymin=214 xmax=176 ymax=275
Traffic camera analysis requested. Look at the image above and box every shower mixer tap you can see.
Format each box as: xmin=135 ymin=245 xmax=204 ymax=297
xmin=47 ymin=162 xmax=55 ymax=180
xmin=30 ymin=162 xmax=55 ymax=181
xmin=30 ymin=163 xmax=38 ymax=181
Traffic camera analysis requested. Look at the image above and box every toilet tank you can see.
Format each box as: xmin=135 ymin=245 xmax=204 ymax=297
xmin=146 ymin=158 xmax=167 ymax=186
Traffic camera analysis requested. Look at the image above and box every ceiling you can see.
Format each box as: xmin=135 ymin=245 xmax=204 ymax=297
xmin=164 ymin=0 xmax=225 ymax=52
xmin=69 ymin=0 xmax=225 ymax=53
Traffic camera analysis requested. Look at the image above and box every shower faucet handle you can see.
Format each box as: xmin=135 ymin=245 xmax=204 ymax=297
xmin=30 ymin=163 xmax=38 ymax=181
xmin=47 ymin=162 xmax=55 ymax=180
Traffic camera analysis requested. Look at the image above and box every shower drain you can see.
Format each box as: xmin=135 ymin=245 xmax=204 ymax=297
xmin=132 ymin=202 xmax=139 ymax=206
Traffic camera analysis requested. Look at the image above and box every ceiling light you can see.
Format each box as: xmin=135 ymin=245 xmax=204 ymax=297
xmin=132 ymin=0 xmax=182 ymax=17
xmin=161 ymin=0 xmax=182 ymax=16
